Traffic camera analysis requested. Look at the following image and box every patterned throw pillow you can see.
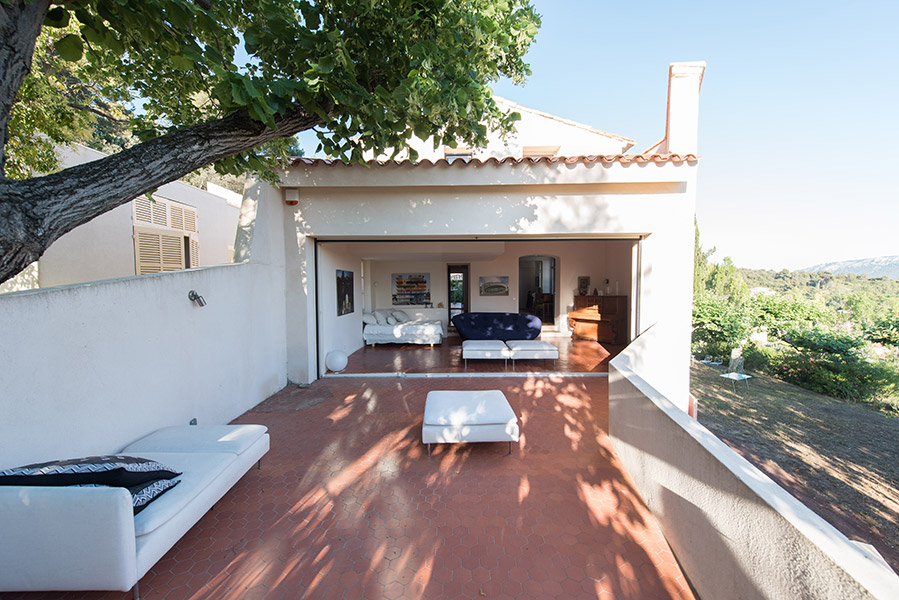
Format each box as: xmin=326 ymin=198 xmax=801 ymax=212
xmin=70 ymin=478 xmax=181 ymax=514
xmin=0 ymin=455 xmax=181 ymax=487
xmin=129 ymin=478 xmax=181 ymax=514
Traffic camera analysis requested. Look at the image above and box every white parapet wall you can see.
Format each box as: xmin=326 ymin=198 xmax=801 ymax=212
xmin=0 ymin=261 xmax=287 ymax=469
xmin=608 ymin=325 xmax=899 ymax=600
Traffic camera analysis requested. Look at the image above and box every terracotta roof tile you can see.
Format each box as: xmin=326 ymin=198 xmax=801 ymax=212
xmin=290 ymin=153 xmax=699 ymax=168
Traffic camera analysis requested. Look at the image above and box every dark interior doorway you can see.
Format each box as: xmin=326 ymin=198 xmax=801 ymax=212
xmin=519 ymin=255 xmax=556 ymax=325
xmin=447 ymin=264 xmax=470 ymax=327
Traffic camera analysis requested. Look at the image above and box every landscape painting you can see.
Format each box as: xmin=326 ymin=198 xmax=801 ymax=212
xmin=479 ymin=276 xmax=509 ymax=296
xmin=336 ymin=270 xmax=354 ymax=316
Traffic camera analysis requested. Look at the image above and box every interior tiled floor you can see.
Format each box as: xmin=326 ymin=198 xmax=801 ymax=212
xmin=340 ymin=333 xmax=625 ymax=374
xmin=6 ymin=376 xmax=695 ymax=600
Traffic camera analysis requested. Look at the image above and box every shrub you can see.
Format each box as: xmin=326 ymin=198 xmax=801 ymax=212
xmin=767 ymin=328 xmax=899 ymax=412
xmin=692 ymin=293 xmax=751 ymax=360
xmin=742 ymin=341 xmax=781 ymax=373
xmin=750 ymin=295 xmax=824 ymax=337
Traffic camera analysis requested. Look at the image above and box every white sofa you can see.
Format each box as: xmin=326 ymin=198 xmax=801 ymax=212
xmin=0 ymin=424 xmax=269 ymax=597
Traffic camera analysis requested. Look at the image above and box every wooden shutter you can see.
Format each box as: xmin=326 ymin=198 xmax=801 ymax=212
xmin=134 ymin=227 xmax=185 ymax=274
xmin=189 ymin=237 xmax=199 ymax=267
xmin=169 ymin=204 xmax=184 ymax=230
xmin=151 ymin=199 xmax=167 ymax=226
xmin=183 ymin=207 xmax=197 ymax=233
xmin=134 ymin=196 xmax=153 ymax=224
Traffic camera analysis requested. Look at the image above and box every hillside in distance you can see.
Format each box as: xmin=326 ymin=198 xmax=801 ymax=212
xmin=803 ymin=255 xmax=899 ymax=280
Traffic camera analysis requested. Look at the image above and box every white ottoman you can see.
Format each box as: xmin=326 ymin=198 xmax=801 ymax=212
xmin=505 ymin=340 xmax=559 ymax=368
xmin=422 ymin=390 xmax=519 ymax=455
xmin=461 ymin=340 xmax=511 ymax=368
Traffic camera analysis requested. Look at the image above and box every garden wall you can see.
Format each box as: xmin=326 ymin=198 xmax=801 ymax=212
xmin=609 ymin=325 xmax=899 ymax=599
xmin=0 ymin=261 xmax=287 ymax=468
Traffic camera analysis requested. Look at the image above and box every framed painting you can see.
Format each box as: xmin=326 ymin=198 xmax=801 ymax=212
xmin=392 ymin=273 xmax=430 ymax=305
xmin=479 ymin=276 xmax=509 ymax=296
xmin=337 ymin=270 xmax=354 ymax=316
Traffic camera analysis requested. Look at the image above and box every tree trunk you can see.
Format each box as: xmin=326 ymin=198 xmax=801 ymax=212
xmin=0 ymin=106 xmax=322 ymax=284
xmin=0 ymin=0 xmax=52 ymax=177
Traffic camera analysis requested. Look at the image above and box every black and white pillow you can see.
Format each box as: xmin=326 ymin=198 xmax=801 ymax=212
xmin=0 ymin=455 xmax=181 ymax=487
xmin=70 ymin=478 xmax=181 ymax=514
xmin=129 ymin=478 xmax=180 ymax=514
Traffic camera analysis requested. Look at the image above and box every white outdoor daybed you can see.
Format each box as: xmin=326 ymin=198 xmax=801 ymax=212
xmin=0 ymin=424 xmax=269 ymax=598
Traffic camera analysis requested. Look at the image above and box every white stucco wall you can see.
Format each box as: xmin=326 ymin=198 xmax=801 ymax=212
xmin=29 ymin=144 xmax=240 ymax=290
xmin=38 ymin=199 xmax=135 ymax=288
xmin=0 ymin=261 xmax=286 ymax=469
xmin=273 ymin=158 xmax=696 ymax=401
xmin=316 ymin=245 xmax=364 ymax=372
xmin=609 ymin=327 xmax=899 ymax=599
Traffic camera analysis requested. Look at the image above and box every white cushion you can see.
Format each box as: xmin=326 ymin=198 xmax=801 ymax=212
xmin=392 ymin=310 xmax=411 ymax=323
xmin=373 ymin=310 xmax=390 ymax=325
xmin=129 ymin=451 xmax=236 ymax=537
xmin=422 ymin=422 xmax=519 ymax=444
xmin=505 ymin=340 xmax=559 ymax=359
xmin=423 ymin=390 xmax=519 ymax=444
xmin=362 ymin=313 xmax=377 ymax=324
xmin=462 ymin=340 xmax=510 ymax=359
xmin=122 ymin=425 xmax=267 ymax=456
xmin=386 ymin=315 xmax=397 ymax=325
xmin=424 ymin=390 xmax=516 ymax=426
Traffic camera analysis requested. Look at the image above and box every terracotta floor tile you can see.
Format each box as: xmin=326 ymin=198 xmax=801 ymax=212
xmin=1 ymin=374 xmax=696 ymax=600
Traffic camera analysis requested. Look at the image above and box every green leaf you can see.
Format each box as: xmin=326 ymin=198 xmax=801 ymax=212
xmin=54 ymin=34 xmax=84 ymax=62
xmin=171 ymin=55 xmax=194 ymax=71
xmin=315 ymin=55 xmax=336 ymax=74
xmin=44 ymin=7 xmax=70 ymax=28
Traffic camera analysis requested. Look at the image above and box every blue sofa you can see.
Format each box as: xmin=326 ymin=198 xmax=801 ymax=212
xmin=451 ymin=312 xmax=542 ymax=341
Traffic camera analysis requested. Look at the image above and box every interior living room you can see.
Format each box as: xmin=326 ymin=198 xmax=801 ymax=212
xmin=314 ymin=238 xmax=637 ymax=377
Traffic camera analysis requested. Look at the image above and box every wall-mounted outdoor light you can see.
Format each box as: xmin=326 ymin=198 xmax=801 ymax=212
xmin=283 ymin=188 xmax=299 ymax=206
xmin=188 ymin=290 xmax=207 ymax=307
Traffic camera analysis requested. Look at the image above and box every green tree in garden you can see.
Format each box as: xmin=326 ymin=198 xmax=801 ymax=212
xmin=693 ymin=216 xmax=714 ymax=298
xmin=749 ymin=294 xmax=824 ymax=338
xmin=844 ymin=291 xmax=879 ymax=330
xmin=707 ymin=256 xmax=749 ymax=303
xmin=0 ymin=0 xmax=540 ymax=284
xmin=692 ymin=293 xmax=751 ymax=359
xmin=868 ymin=313 xmax=899 ymax=347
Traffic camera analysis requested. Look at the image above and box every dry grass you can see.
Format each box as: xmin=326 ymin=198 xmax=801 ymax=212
xmin=691 ymin=362 xmax=899 ymax=572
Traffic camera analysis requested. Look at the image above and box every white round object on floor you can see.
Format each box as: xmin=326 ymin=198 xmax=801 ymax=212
xmin=325 ymin=350 xmax=348 ymax=372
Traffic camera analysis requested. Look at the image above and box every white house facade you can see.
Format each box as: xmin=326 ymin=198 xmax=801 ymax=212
xmin=249 ymin=63 xmax=705 ymax=408
xmin=0 ymin=144 xmax=241 ymax=293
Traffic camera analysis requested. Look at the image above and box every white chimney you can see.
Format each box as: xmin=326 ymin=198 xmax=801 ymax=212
xmin=659 ymin=61 xmax=706 ymax=155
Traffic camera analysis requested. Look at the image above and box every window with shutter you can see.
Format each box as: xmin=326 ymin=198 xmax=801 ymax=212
xmin=132 ymin=197 xmax=199 ymax=275
xmin=134 ymin=227 xmax=186 ymax=274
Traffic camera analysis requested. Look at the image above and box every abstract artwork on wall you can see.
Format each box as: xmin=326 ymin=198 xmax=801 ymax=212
xmin=392 ymin=273 xmax=430 ymax=305
xmin=479 ymin=276 xmax=509 ymax=296
xmin=337 ymin=270 xmax=354 ymax=316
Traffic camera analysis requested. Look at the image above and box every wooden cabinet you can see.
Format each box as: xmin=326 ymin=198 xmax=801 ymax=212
xmin=568 ymin=295 xmax=628 ymax=344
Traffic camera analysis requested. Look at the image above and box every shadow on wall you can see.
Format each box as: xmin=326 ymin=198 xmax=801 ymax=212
xmin=0 ymin=262 xmax=39 ymax=294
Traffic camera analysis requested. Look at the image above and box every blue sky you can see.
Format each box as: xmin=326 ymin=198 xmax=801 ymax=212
xmin=487 ymin=0 xmax=899 ymax=270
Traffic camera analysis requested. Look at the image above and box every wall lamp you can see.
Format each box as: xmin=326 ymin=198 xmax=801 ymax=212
xmin=188 ymin=290 xmax=207 ymax=307
xmin=283 ymin=188 xmax=299 ymax=206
